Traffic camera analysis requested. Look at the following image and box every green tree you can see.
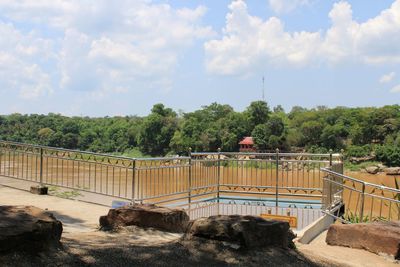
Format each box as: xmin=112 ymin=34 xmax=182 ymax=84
xmin=300 ymin=121 xmax=324 ymax=146
xmin=37 ymin=128 xmax=54 ymax=145
xmin=321 ymin=124 xmax=348 ymax=149
xmin=137 ymin=104 xmax=178 ymax=156
xmin=251 ymin=116 xmax=286 ymax=150
xmin=246 ymin=101 xmax=270 ymax=129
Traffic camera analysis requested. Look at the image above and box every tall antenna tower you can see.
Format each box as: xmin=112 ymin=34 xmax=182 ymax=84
xmin=262 ymin=76 xmax=265 ymax=101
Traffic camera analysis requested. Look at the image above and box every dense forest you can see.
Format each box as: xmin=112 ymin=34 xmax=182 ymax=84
xmin=0 ymin=101 xmax=399 ymax=166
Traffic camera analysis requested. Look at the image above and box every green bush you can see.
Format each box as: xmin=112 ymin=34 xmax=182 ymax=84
xmin=346 ymin=145 xmax=371 ymax=157
xmin=376 ymin=145 xmax=400 ymax=167
xmin=306 ymin=145 xmax=328 ymax=154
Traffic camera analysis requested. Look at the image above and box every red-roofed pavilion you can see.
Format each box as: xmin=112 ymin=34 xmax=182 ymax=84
xmin=239 ymin=137 xmax=255 ymax=152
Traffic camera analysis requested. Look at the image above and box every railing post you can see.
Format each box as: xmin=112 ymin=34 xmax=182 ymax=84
xmin=327 ymin=173 xmax=333 ymax=209
xmin=188 ymin=148 xmax=192 ymax=206
xmin=328 ymin=149 xmax=333 ymax=207
xmin=340 ymin=149 xmax=345 ymax=174
xmin=39 ymin=147 xmax=43 ymax=184
xmin=275 ymin=148 xmax=279 ymax=207
xmin=360 ymin=183 xmax=365 ymax=221
xmin=217 ymin=148 xmax=221 ymax=204
xmin=131 ymin=159 xmax=136 ymax=204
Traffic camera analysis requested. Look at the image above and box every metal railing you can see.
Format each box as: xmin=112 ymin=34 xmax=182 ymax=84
xmin=0 ymin=140 xmax=343 ymax=211
xmin=322 ymin=167 xmax=400 ymax=223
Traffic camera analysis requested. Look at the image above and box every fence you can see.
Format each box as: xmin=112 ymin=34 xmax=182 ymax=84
xmin=0 ymin=140 xmax=343 ymax=223
xmin=322 ymin=167 xmax=400 ymax=223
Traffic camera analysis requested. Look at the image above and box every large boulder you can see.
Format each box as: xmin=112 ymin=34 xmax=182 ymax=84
xmin=365 ymin=166 xmax=379 ymax=174
xmin=99 ymin=204 xmax=189 ymax=233
xmin=326 ymin=221 xmax=400 ymax=259
xmin=0 ymin=206 xmax=63 ymax=253
xmin=184 ymin=215 xmax=295 ymax=249
xmin=349 ymin=156 xmax=375 ymax=164
xmin=384 ymin=167 xmax=400 ymax=175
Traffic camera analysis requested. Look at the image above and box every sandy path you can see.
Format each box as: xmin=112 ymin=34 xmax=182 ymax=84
xmin=297 ymin=230 xmax=399 ymax=267
xmin=0 ymin=184 xmax=109 ymax=233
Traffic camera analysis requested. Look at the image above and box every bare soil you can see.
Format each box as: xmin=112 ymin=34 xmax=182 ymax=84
xmin=0 ymin=227 xmax=318 ymax=267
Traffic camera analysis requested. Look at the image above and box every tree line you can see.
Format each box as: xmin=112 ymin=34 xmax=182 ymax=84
xmin=0 ymin=101 xmax=399 ymax=165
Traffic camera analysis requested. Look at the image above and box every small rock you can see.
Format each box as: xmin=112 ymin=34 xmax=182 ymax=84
xmin=377 ymin=164 xmax=387 ymax=171
xmin=30 ymin=185 xmax=48 ymax=195
xmin=365 ymin=166 xmax=379 ymax=174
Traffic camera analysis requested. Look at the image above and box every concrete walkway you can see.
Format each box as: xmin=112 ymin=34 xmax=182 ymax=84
xmin=0 ymin=184 xmax=109 ymax=233
xmin=297 ymin=230 xmax=399 ymax=267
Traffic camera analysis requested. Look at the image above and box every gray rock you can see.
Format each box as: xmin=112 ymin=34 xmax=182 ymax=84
xmin=349 ymin=156 xmax=375 ymax=164
xmin=100 ymin=204 xmax=190 ymax=233
xmin=184 ymin=215 xmax=295 ymax=249
xmin=0 ymin=206 xmax=63 ymax=253
xmin=365 ymin=166 xmax=379 ymax=174
xmin=30 ymin=185 xmax=48 ymax=195
xmin=384 ymin=167 xmax=400 ymax=175
xmin=377 ymin=164 xmax=387 ymax=172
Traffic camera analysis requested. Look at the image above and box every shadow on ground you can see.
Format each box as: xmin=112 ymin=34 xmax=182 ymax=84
xmin=0 ymin=230 xmax=319 ymax=267
xmin=49 ymin=211 xmax=86 ymax=225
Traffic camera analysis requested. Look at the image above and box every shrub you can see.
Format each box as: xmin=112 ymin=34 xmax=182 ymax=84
xmin=376 ymin=145 xmax=400 ymax=167
xmin=346 ymin=145 xmax=372 ymax=158
xmin=306 ymin=145 xmax=329 ymax=154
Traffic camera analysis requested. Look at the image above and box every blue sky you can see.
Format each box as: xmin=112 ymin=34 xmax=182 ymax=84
xmin=0 ymin=0 xmax=399 ymax=116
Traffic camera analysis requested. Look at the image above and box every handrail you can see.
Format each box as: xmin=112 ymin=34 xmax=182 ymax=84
xmin=322 ymin=167 xmax=400 ymax=194
xmin=0 ymin=139 xmax=343 ymax=214
xmin=192 ymin=151 xmax=342 ymax=158
xmin=322 ymin=167 xmax=400 ymax=223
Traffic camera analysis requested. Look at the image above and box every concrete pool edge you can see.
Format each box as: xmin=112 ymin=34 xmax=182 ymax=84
xmin=296 ymin=214 xmax=335 ymax=244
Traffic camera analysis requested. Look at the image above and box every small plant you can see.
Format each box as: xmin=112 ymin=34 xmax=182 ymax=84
xmin=48 ymin=185 xmax=82 ymax=199
xmin=75 ymin=184 xmax=90 ymax=190
xmin=343 ymin=211 xmax=370 ymax=223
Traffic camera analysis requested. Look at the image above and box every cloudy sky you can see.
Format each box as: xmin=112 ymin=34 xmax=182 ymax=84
xmin=0 ymin=0 xmax=399 ymax=116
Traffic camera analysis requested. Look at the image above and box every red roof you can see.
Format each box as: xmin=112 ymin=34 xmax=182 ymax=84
xmin=239 ymin=137 xmax=254 ymax=145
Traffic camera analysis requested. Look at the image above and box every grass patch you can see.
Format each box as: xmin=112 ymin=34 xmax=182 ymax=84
xmin=113 ymin=147 xmax=149 ymax=158
xmin=48 ymin=185 xmax=82 ymax=199
xmin=344 ymin=160 xmax=382 ymax=171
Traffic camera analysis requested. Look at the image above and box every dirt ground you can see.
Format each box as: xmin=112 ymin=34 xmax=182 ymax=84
xmin=297 ymin=230 xmax=399 ymax=267
xmin=0 ymin=184 xmax=317 ymax=266
xmin=0 ymin=227 xmax=318 ymax=267
xmin=0 ymin=182 xmax=397 ymax=267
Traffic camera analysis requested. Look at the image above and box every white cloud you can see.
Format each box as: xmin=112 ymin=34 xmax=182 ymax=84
xmin=0 ymin=0 xmax=214 ymax=98
xmin=205 ymin=0 xmax=400 ymax=75
xmin=205 ymin=1 xmax=321 ymax=75
xmin=380 ymin=72 xmax=396 ymax=83
xmin=391 ymin=84 xmax=400 ymax=93
xmin=0 ymin=23 xmax=53 ymax=99
xmin=268 ymin=0 xmax=310 ymax=14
